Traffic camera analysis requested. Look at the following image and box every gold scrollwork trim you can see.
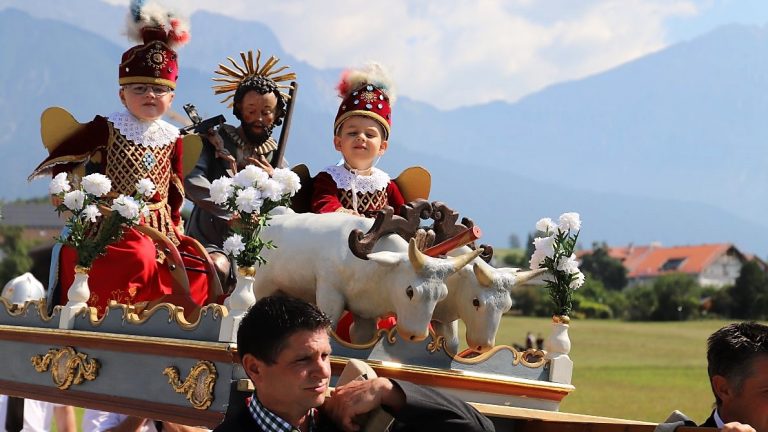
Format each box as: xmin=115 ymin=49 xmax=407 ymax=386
xmin=329 ymin=326 xmax=398 ymax=349
xmin=448 ymin=344 xmax=548 ymax=368
xmin=163 ymin=360 xmax=217 ymax=410
xmin=31 ymin=346 xmax=100 ymax=390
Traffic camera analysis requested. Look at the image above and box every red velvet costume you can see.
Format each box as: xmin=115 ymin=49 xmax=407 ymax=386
xmin=311 ymin=165 xmax=405 ymax=217
xmin=30 ymin=112 xmax=208 ymax=313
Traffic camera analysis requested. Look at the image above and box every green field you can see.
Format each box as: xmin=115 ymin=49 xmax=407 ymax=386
xmin=487 ymin=316 xmax=738 ymax=423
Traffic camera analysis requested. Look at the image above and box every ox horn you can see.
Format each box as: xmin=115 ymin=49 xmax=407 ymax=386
xmin=473 ymin=261 xmax=494 ymax=288
xmin=448 ymin=248 xmax=484 ymax=273
xmin=408 ymin=238 xmax=428 ymax=272
xmin=513 ymin=268 xmax=548 ymax=286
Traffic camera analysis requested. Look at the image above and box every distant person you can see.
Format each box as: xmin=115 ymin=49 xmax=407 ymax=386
xmin=213 ymin=295 xmax=494 ymax=432
xmin=701 ymin=322 xmax=768 ymax=431
xmin=525 ymin=331 xmax=535 ymax=350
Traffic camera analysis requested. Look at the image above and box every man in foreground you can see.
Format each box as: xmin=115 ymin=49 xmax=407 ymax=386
xmin=214 ymin=295 xmax=494 ymax=432
xmin=703 ymin=321 xmax=768 ymax=432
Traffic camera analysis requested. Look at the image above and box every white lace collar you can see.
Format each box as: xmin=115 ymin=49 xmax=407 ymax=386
xmin=107 ymin=110 xmax=179 ymax=148
xmin=323 ymin=165 xmax=390 ymax=193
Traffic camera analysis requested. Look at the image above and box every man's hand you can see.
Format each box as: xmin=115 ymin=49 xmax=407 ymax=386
xmin=721 ymin=422 xmax=756 ymax=432
xmin=324 ymin=377 xmax=404 ymax=432
xmin=246 ymin=154 xmax=274 ymax=176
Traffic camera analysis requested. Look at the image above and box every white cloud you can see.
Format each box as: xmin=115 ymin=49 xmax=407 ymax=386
xmin=106 ymin=0 xmax=698 ymax=109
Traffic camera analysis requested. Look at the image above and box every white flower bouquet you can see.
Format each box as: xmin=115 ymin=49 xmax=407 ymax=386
xmin=529 ymin=212 xmax=584 ymax=318
xmin=50 ymin=172 xmax=154 ymax=268
xmin=211 ymin=165 xmax=301 ymax=268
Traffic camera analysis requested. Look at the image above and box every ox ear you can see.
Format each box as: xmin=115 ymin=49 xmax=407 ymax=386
xmin=367 ymin=251 xmax=403 ymax=267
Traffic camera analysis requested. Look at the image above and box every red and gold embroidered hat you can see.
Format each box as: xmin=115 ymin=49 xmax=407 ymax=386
xmin=118 ymin=1 xmax=190 ymax=89
xmin=334 ymin=63 xmax=396 ymax=139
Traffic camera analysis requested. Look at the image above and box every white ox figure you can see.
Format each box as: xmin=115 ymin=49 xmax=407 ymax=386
xmin=253 ymin=211 xmax=482 ymax=342
xmin=432 ymin=248 xmax=547 ymax=354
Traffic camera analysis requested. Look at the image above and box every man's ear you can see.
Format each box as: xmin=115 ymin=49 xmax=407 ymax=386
xmin=242 ymin=354 xmax=266 ymax=385
xmin=378 ymin=140 xmax=388 ymax=155
xmin=333 ymin=135 xmax=342 ymax=151
xmin=712 ymin=375 xmax=734 ymax=402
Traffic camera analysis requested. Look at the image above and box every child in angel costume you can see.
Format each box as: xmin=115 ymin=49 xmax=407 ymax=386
xmin=310 ymin=63 xmax=406 ymax=217
xmin=28 ymin=1 xmax=213 ymax=314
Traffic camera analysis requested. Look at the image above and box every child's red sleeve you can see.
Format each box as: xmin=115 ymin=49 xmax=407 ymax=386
xmin=387 ymin=180 xmax=405 ymax=215
xmin=311 ymin=171 xmax=343 ymax=213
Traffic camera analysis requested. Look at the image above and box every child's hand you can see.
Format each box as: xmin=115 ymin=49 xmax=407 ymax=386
xmin=50 ymin=194 xmax=63 ymax=208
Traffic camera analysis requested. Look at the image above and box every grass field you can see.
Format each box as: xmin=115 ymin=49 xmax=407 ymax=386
xmin=487 ymin=316 xmax=737 ymax=423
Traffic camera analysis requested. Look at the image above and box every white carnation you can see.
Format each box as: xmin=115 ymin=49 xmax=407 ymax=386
xmin=63 ymin=190 xmax=86 ymax=211
xmin=81 ymin=173 xmax=112 ymax=197
xmin=111 ymin=194 xmax=142 ymax=221
xmin=533 ymin=236 xmax=555 ymax=257
xmin=223 ymin=234 xmax=245 ymax=257
xmin=82 ymin=204 xmax=101 ymax=223
xmin=233 ymin=165 xmax=269 ymax=188
xmin=49 ymin=173 xmax=71 ymax=195
xmin=259 ymin=179 xmax=283 ymax=202
xmin=535 ymin=218 xmax=556 ymax=234
xmin=570 ymin=271 xmax=585 ymax=290
xmin=271 ymin=168 xmax=301 ymax=196
xmin=557 ymin=254 xmax=580 ymax=274
xmin=558 ymin=212 xmax=581 ymax=232
xmin=210 ymin=177 xmax=234 ymax=205
xmin=235 ymin=187 xmax=263 ymax=214
xmin=529 ymin=250 xmax=548 ymax=270
xmin=136 ymin=178 xmax=156 ymax=198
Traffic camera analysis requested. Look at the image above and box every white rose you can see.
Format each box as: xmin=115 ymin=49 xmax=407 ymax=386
xmin=111 ymin=194 xmax=142 ymax=221
xmin=558 ymin=212 xmax=581 ymax=232
xmin=82 ymin=204 xmax=101 ymax=223
xmin=535 ymin=217 xmax=556 ymax=234
xmin=235 ymin=187 xmax=263 ymax=214
xmin=81 ymin=173 xmax=112 ymax=197
xmin=259 ymin=178 xmax=283 ymax=202
xmin=570 ymin=271 xmax=585 ymax=290
xmin=210 ymin=177 xmax=234 ymax=205
xmin=272 ymin=168 xmax=301 ymax=196
xmin=223 ymin=234 xmax=245 ymax=257
xmin=63 ymin=190 xmax=86 ymax=211
xmin=233 ymin=165 xmax=269 ymax=188
xmin=136 ymin=178 xmax=156 ymax=198
xmin=49 ymin=173 xmax=71 ymax=195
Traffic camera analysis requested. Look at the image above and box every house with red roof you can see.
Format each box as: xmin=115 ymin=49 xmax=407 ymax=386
xmin=580 ymin=243 xmax=748 ymax=288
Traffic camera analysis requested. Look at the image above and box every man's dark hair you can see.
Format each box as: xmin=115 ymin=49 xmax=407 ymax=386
xmin=232 ymin=76 xmax=287 ymax=126
xmin=237 ymin=295 xmax=331 ymax=365
xmin=707 ymin=321 xmax=768 ymax=405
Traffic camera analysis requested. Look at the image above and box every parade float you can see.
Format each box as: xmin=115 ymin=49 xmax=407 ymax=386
xmin=0 ymin=3 xmax=679 ymax=430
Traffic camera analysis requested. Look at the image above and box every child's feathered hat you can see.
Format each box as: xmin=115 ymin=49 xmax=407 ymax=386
xmin=334 ymin=63 xmax=396 ymax=139
xmin=119 ymin=0 xmax=190 ymax=89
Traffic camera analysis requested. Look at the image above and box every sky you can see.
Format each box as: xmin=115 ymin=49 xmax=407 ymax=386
xmin=99 ymin=0 xmax=768 ymax=109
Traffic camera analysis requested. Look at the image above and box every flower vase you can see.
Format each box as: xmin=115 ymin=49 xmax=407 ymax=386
xmin=219 ymin=265 xmax=256 ymax=342
xmin=228 ymin=266 xmax=257 ymax=314
xmin=545 ymin=315 xmax=571 ymax=358
xmin=66 ymin=265 xmax=91 ymax=306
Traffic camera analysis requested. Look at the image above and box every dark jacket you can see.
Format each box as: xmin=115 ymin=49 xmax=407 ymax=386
xmin=700 ymin=411 xmax=717 ymax=428
xmin=213 ymin=380 xmax=494 ymax=432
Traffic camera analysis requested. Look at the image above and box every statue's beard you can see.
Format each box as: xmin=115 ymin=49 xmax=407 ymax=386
xmin=241 ymin=121 xmax=274 ymax=145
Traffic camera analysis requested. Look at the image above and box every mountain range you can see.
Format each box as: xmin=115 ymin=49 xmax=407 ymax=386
xmin=1 ymin=1 xmax=768 ymax=256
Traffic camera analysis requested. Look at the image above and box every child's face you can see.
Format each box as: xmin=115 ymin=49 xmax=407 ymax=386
xmin=333 ymin=116 xmax=388 ymax=171
xmin=119 ymin=84 xmax=175 ymax=121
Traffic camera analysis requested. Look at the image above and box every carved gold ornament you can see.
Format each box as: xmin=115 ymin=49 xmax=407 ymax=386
xmin=163 ymin=360 xmax=217 ymax=410
xmin=31 ymin=346 xmax=100 ymax=390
